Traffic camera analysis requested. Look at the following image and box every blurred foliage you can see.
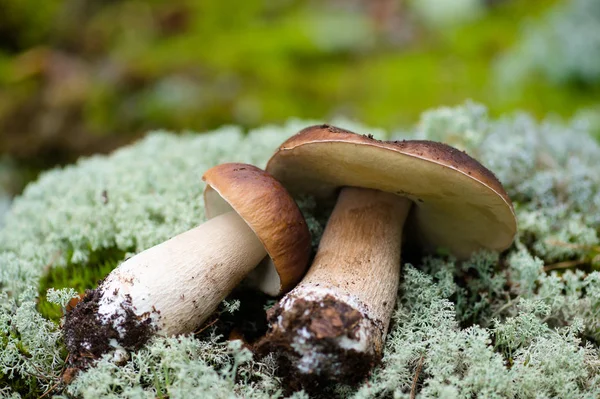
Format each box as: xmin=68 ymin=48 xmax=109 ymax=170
xmin=1 ymin=0 xmax=599 ymax=195
xmin=496 ymin=0 xmax=600 ymax=87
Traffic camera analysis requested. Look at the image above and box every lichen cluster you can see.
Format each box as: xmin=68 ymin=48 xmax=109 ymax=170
xmin=1 ymin=104 xmax=600 ymax=398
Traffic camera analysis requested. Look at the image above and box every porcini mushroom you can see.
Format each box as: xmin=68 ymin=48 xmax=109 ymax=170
xmin=64 ymin=163 xmax=311 ymax=367
xmin=259 ymin=125 xmax=517 ymax=382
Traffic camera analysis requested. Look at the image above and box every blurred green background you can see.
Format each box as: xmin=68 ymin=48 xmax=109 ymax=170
xmin=1 ymin=0 xmax=599 ymax=204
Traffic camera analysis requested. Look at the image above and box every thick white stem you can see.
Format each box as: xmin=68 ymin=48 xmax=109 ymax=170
xmin=96 ymin=210 xmax=267 ymax=335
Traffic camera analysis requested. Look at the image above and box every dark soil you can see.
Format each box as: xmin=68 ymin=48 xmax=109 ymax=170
xmin=256 ymin=294 xmax=380 ymax=393
xmin=63 ymin=287 xmax=156 ymax=369
xmin=195 ymin=289 xmax=272 ymax=346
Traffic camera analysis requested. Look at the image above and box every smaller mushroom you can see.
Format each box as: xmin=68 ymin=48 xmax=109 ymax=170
xmin=64 ymin=163 xmax=311 ymax=368
xmin=259 ymin=125 xmax=517 ymax=384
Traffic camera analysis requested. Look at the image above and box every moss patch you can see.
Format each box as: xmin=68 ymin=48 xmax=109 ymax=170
xmin=37 ymin=247 xmax=128 ymax=322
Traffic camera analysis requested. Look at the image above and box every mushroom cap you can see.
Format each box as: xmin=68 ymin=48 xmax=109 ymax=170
xmin=203 ymin=163 xmax=311 ymax=295
xmin=266 ymin=125 xmax=517 ymax=259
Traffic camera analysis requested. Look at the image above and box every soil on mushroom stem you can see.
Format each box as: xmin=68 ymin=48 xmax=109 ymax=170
xmin=63 ymin=287 xmax=157 ymax=370
xmin=256 ymin=294 xmax=380 ymax=394
xmin=64 ymin=284 xmax=273 ymax=370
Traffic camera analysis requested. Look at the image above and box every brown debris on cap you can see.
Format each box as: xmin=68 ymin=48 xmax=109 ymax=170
xmin=266 ymin=124 xmax=517 ymax=259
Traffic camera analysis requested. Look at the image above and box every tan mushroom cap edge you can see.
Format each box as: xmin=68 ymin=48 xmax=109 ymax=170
xmin=203 ymin=163 xmax=312 ymax=295
xmin=266 ymin=125 xmax=517 ymax=259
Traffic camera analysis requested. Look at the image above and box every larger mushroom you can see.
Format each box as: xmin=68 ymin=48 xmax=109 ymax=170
xmin=64 ymin=163 xmax=311 ymax=367
xmin=260 ymin=125 xmax=517 ymax=383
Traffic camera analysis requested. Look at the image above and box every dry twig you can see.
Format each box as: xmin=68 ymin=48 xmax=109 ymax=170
xmin=410 ymin=354 xmax=425 ymax=399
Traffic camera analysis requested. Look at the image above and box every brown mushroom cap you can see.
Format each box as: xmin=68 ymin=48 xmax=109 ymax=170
xmin=203 ymin=163 xmax=311 ymax=295
xmin=266 ymin=125 xmax=517 ymax=259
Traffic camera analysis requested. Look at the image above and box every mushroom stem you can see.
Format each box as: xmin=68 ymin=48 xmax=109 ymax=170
xmin=262 ymin=187 xmax=411 ymax=381
xmin=65 ymin=210 xmax=267 ymax=365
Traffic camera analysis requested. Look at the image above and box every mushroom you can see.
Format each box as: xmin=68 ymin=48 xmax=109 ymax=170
xmin=64 ymin=163 xmax=311 ymax=368
xmin=259 ymin=125 xmax=517 ymax=382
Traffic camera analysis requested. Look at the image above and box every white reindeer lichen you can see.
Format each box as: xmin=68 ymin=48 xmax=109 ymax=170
xmin=1 ymin=104 xmax=600 ymax=398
